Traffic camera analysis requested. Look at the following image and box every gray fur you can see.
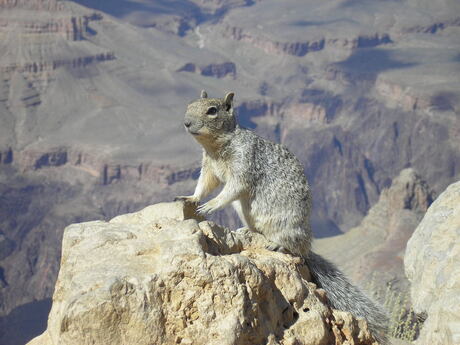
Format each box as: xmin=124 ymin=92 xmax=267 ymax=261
xmin=177 ymin=91 xmax=389 ymax=344
xmin=308 ymin=252 xmax=389 ymax=344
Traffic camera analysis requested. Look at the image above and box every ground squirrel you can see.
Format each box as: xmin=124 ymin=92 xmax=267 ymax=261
xmin=176 ymin=90 xmax=388 ymax=344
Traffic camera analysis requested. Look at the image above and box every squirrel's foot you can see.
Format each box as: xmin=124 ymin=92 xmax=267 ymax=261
xmin=196 ymin=199 xmax=219 ymax=215
xmin=174 ymin=195 xmax=199 ymax=203
xmin=266 ymin=243 xmax=290 ymax=254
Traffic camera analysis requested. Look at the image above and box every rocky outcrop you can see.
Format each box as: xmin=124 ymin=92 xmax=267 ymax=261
xmin=233 ymin=97 xmax=335 ymax=134
xmin=0 ymin=2 xmax=103 ymax=42
xmin=0 ymin=148 xmax=13 ymax=164
xmin=328 ymin=34 xmax=392 ymax=50
xmin=0 ymin=4 xmax=111 ymax=88
xmin=404 ymin=181 xmax=460 ymax=345
xmin=27 ymin=201 xmax=380 ymax=345
xmin=177 ymin=62 xmax=236 ymax=79
xmin=0 ymin=0 xmax=64 ymax=11
xmin=403 ymin=17 xmax=460 ymax=34
xmin=376 ymin=78 xmax=460 ymax=115
xmin=0 ymin=15 xmax=101 ymax=42
xmin=223 ymin=26 xmax=391 ymax=57
xmin=314 ymin=168 xmax=433 ymax=294
xmin=1 ymin=53 xmax=115 ymax=74
xmin=223 ymin=26 xmax=326 ymax=57
xmin=375 ymin=78 xmax=432 ymax=112
xmin=11 ymin=146 xmax=200 ymax=186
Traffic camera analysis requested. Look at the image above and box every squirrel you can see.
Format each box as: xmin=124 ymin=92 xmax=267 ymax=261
xmin=176 ymin=90 xmax=389 ymax=344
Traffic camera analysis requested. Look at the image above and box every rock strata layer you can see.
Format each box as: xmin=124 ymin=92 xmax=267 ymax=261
xmin=405 ymin=181 xmax=460 ymax=345
xmin=27 ymin=202 xmax=379 ymax=345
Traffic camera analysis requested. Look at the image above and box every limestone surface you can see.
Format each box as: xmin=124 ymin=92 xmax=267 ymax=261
xmin=27 ymin=201 xmax=379 ymax=345
xmin=404 ymin=181 xmax=460 ymax=345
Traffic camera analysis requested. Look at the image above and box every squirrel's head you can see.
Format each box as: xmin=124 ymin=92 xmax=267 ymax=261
xmin=184 ymin=90 xmax=236 ymax=141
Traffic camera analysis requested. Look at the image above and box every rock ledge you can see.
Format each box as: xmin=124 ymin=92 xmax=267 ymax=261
xmin=28 ymin=201 xmax=379 ymax=345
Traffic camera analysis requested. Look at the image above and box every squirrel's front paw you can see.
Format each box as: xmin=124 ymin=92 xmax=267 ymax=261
xmin=174 ymin=195 xmax=199 ymax=203
xmin=197 ymin=200 xmax=218 ymax=215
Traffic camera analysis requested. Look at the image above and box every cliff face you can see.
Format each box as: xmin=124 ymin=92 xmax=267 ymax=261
xmin=27 ymin=202 xmax=379 ymax=345
xmin=404 ymin=181 xmax=460 ymax=345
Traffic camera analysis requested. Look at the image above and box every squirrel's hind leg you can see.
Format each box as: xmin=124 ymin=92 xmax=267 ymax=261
xmin=264 ymin=226 xmax=311 ymax=257
xmin=265 ymin=242 xmax=290 ymax=254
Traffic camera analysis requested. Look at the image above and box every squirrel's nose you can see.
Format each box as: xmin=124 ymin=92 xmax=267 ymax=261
xmin=184 ymin=120 xmax=192 ymax=128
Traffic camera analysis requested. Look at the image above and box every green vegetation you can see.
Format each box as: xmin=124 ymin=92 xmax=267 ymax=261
xmin=367 ymin=277 xmax=423 ymax=341
xmin=383 ymin=285 xmax=421 ymax=340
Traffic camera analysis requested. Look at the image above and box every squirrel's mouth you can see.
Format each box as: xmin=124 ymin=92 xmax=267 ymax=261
xmin=186 ymin=127 xmax=201 ymax=136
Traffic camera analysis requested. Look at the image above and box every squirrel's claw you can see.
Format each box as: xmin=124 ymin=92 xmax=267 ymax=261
xmin=197 ymin=200 xmax=218 ymax=215
xmin=196 ymin=203 xmax=210 ymax=215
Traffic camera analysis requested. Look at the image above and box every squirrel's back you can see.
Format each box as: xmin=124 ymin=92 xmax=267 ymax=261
xmin=227 ymin=127 xmax=313 ymax=256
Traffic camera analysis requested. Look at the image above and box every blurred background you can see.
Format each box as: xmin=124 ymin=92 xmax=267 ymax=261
xmin=0 ymin=0 xmax=459 ymax=344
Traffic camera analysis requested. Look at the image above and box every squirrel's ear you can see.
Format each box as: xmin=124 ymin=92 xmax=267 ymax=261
xmin=224 ymin=92 xmax=234 ymax=111
xmin=200 ymin=90 xmax=208 ymax=99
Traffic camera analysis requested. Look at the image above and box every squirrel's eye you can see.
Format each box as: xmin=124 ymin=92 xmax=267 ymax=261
xmin=206 ymin=107 xmax=218 ymax=115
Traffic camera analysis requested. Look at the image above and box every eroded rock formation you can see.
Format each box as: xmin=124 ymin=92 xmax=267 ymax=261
xmin=27 ymin=202 xmax=380 ymax=345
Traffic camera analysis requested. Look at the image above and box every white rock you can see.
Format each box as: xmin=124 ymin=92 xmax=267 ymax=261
xmin=27 ymin=201 xmax=378 ymax=345
xmin=405 ymin=181 xmax=460 ymax=345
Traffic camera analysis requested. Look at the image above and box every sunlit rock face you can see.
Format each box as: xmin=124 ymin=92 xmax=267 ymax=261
xmin=405 ymin=181 xmax=460 ymax=345
xmin=27 ymin=201 xmax=380 ymax=345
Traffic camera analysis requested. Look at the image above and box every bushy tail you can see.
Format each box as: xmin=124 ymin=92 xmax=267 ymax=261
xmin=307 ymin=251 xmax=389 ymax=345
